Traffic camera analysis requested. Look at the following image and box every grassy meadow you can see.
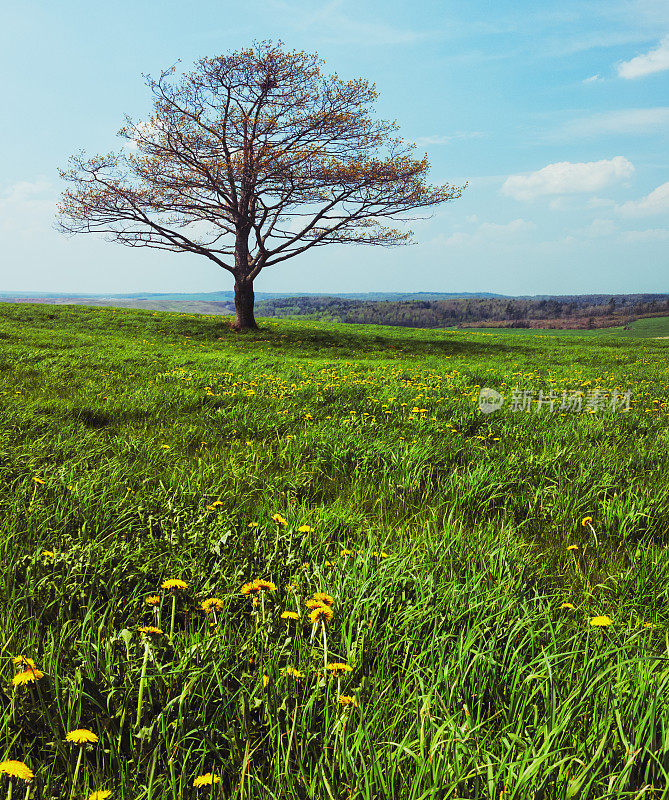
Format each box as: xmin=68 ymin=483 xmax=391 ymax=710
xmin=1 ymin=303 xmax=668 ymax=799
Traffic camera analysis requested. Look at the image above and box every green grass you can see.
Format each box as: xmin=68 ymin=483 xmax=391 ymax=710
xmin=1 ymin=303 xmax=668 ymax=799
xmin=618 ymin=315 xmax=669 ymax=338
xmin=460 ymin=315 xmax=669 ymax=339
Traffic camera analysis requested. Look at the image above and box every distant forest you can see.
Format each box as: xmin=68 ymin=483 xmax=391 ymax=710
xmin=256 ymin=294 xmax=669 ymax=329
xmin=2 ymin=292 xmax=668 ymax=330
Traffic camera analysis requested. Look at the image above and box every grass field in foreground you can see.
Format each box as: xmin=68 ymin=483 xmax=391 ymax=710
xmin=1 ymin=303 xmax=668 ymax=800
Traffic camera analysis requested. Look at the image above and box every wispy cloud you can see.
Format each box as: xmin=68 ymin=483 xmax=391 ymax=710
xmin=579 ymin=218 xmax=618 ymax=238
xmin=583 ymin=73 xmax=602 ymax=83
xmin=618 ymin=35 xmax=669 ymax=78
xmin=501 ymin=157 xmax=634 ymax=202
xmin=0 ymin=179 xmax=55 ymax=235
xmin=413 ymin=132 xmax=484 ymax=147
xmin=621 ymin=228 xmax=669 ymax=242
xmin=269 ymin=0 xmax=428 ymax=45
xmin=552 ymin=107 xmax=669 ymax=138
xmin=616 ymin=181 xmax=669 ymax=216
xmin=433 ymin=218 xmax=535 ymax=248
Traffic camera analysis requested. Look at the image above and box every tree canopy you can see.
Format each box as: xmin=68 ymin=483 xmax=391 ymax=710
xmin=59 ymin=41 xmax=465 ymax=329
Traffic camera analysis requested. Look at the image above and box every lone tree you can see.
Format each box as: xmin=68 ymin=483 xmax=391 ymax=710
xmin=59 ymin=41 xmax=465 ymax=330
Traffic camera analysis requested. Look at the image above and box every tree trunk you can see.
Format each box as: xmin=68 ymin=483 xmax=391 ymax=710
xmin=233 ymin=279 xmax=258 ymax=331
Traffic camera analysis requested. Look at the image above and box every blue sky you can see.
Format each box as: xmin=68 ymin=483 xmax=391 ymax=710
xmin=1 ymin=0 xmax=667 ymax=295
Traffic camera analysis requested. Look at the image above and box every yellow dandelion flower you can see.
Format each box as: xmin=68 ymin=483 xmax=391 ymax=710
xmin=88 ymin=791 xmax=112 ymax=800
xmin=193 ymin=773 xmax=220 ymax=788
xmin=262 ymin=674 xmax=270 ymax=687
xmin=305 ymin=599 xmax=325 ymax=609
xmin=256 ymin=579 xmax=276 ymax=592
xmin=0 ymin=760 xmax=34 ymax=781
xmin=324 ymin=560 xmax=334 ymax=567
xmin=281 ymin=611 xmax=300 ymax=620
xmin=201 ymin=598 xmax=225 ymax=613
xmin=340 ymin=549 xmax=352 ymax=557
xmin=66 ymin=729 xmax=99 ymax=744
xmin=590 ymin=616 xmax=612 ymax=627
xmin=309 ymin=605 xmax=333 ymax=625
xmin=247 ymin=521 xmax=259 ymax=528
xmin=32 ymin=477 xmax=45 ymax=485
xmin=42 ymin=550 xmax=55 ymax=558
xmin=560 ymin=603 xmax=575 ymax=610
xmin=12 ymin=656 xmax=38 ymax=669
xmin=161 ymin=579 xmax=188 ymax=591
xmin=581 ymin=516 xmax=593 ymax=527
xmin=338 ymin=695 xmax=359 ymax=709
xmin=298 ymin=525 xmax=314 ymax=533
xmin=327 ymin=662 xmax=353 ymax=674
xmin=272 ymin=514 xmax=288 ymax=526
xmin=281 ymin=666 xmax=303 ymax=679
xmin=139 ymin=626 xmax=164 ymax=638
xmin=144 ymin=596 xmax=160 ymax=606
xmin=566 ymin=545 xmax=579 ymax=551
xmin=643 ymin=622 xmax=656 ymax=629
xmin=241 ymin=579 xmax=261 ymax=595
xmin=12 ymin=667 xmax=44 ymax=686
xmin=312 ymin=592 xmax=334 ymax=606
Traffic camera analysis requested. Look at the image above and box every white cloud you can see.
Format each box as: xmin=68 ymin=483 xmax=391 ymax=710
xmin=279 ymin=0 xmax=428 ymax=45
xmin=583 ymin=74 xmax=602 ymax=83
xmin=555 ymin=108 xmax=669 ymax=138
xmin=618 ymin=35 xmax=669 ymax=78
xmin=477 ymin=219 xmax=535 ymax=236
xmin=622 ymin=228 xmax=669 ymax=242
xmin=435 ymin=218 xmax=535 ymax=247
xmin=587 ymin=197 xmax=617 ymax=209
xmin=616 ymin=181 xmax=669 ymax=216
xmin=0 ymin=180 xmax=55 ymax=234
xmin=414 ymin=132 xmax=484 ymax=147
xmin=581 ymin=218 xmax=617 ymax=238
xmin=501 ymin=157 xmax=634 ymax=201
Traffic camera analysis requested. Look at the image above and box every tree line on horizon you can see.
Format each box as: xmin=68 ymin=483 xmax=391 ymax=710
xmin=254 ymin=293 xmax=669 ymax=329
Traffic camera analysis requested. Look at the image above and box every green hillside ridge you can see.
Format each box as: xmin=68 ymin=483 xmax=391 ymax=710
xmin=1 ymin=303 xmax=668 ymax=798
xmin=1 ymin=292 xmax=668 ymax=330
